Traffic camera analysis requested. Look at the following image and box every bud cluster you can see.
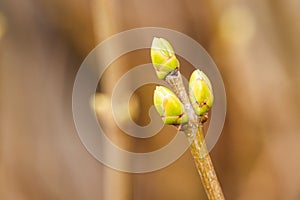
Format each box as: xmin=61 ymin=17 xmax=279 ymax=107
xmin=151 ymin=38 xmax=214 ymax=125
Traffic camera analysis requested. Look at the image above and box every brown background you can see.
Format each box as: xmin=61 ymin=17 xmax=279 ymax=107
xmin=1 ymin=0 xmax=300 ymax=199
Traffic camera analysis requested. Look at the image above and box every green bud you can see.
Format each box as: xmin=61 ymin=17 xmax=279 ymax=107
xmin=154 ymin=86 xmax=188 ymax=125
xmin=189 ymin=69 xmax=214 ymax=116
xmin=151 ymin=37 xmax=180 ymax=79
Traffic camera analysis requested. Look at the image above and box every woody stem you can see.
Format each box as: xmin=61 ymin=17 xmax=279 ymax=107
xmin=165 ymin=72 xmax=225 ymax=200
xmin=188 ymin=125 xmax=225 ymax=200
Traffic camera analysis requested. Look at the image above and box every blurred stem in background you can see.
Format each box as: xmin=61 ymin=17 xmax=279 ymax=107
xmin=92 ymin=0 xmax=133 ymax=199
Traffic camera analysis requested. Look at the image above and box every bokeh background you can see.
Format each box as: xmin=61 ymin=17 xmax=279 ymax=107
xmin=1 ymin=0 xmax=300 ymax=199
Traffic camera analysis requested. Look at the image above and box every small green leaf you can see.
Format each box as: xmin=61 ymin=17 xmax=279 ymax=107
xmin=154 ymin=86 xmax=188 ymax=125
xmin=189 ymin=69 xmax=214 ymax=116
xmin=151 ymin=37 xmax=179 ymax=79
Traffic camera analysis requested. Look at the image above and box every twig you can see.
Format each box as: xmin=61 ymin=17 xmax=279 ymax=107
xmin=165 ymin=71 xmax=225 ymax=200
xmin=151 ymin=37 xmax=225 ymax=199
xmin=189 ymin=125 xmax=225 ymax=200
xmin=165 ymin=71 xmax=198 ymax=137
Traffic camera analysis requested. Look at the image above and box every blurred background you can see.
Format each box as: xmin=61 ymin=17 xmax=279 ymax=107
xmin=1 ymin=0 xmax=300 ymax=199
